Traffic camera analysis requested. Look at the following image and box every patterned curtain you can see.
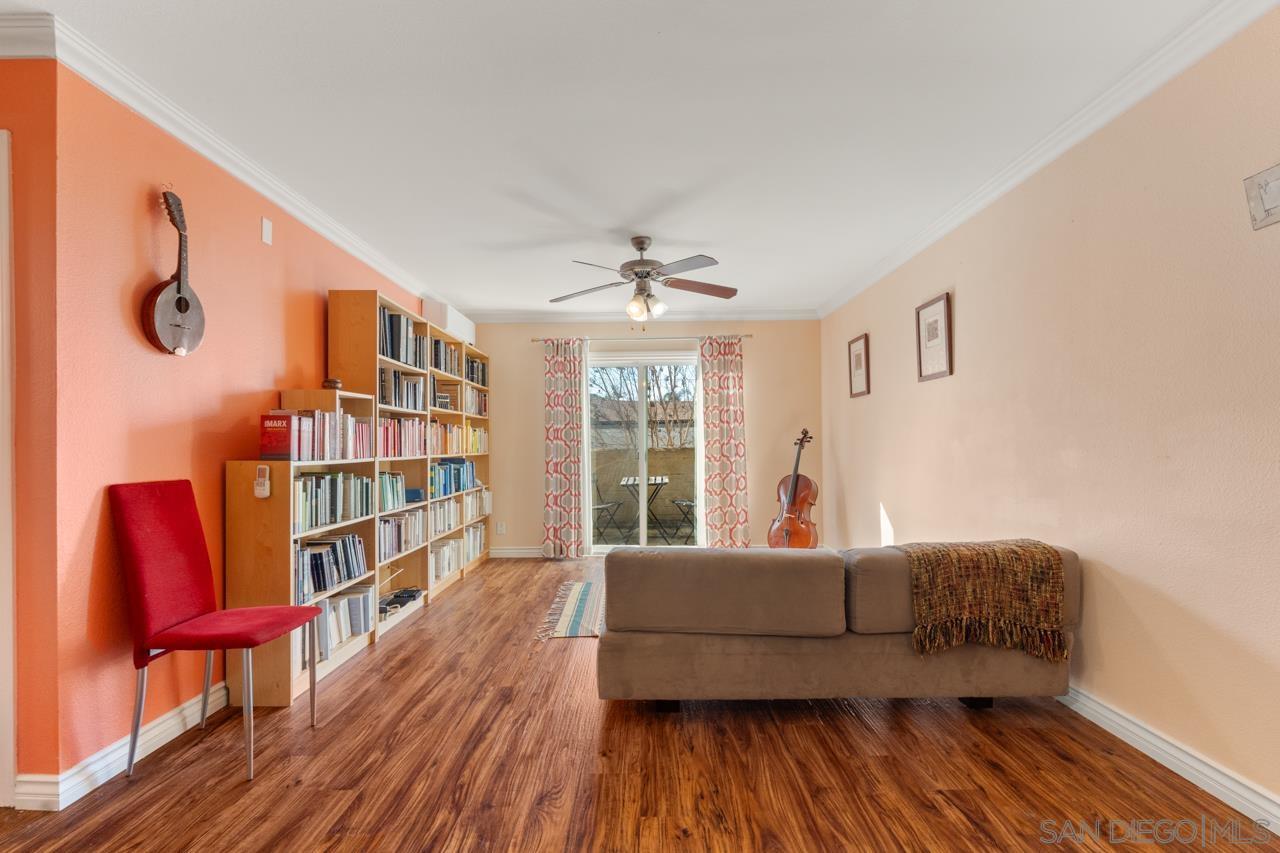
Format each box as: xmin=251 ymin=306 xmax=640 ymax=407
xmin=543 ymin=338 xmax=586 ymax=558
xmin=700 ymin=336 xmax=750 ymax=548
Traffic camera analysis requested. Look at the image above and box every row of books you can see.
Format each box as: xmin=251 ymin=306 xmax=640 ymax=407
xmin=379 ymin=306 xmax=429 ymax=369
xmin=429 ymin=459 xmax=478 ymax=499
xmin=378 ymin=367 xmax=431 ymax=411
xmin=378 ymin=471 xmax=407 ymax=511
xmin=377 ymin=416 xmax=428 ymax=458
xmin=262 ymin=410 xmax=373 ymax=461
xmin=429 ymin=498 xmax=460 ymax=538
xmin=464 ymin=521 xmax=487 ymax=563
xmin=294 ymin=533 xmax=369 ymax=603
xmin=464 ymin=356 xmax=488 ymax=388
xmin=430 ymin=538 xmax=463 ymax=585
xmin=463 ymin=386 xmax=488 ymax=417
xmin=430 ymin=421 xmax=464 ymax=455
xmin=377 ymin=508 xmax=426 ymax=562
xmin=431 ymin=339 xmax=461 ymax=376
xmin=311 ymin=585 xmax=376 ymax=662
xmin=464 ymin=425 xmax=488 ymax=454
xmin=293 ymin=473 xmax=373 ymax=534
xmin=463 ymin=487 xmax=491 ymax=523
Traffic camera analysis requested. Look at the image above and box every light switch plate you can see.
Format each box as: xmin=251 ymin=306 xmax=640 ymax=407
xmin=261 ymin=216 xmax=273 ymax=244
xmin=1243 ymin=162 xmax=1280 ymax=230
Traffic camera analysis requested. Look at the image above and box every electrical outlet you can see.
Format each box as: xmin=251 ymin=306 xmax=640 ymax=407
xmin=261 ymin=216 xmax=273 ymax=244
xmin=496 ymin=521 xmax=507 ymax=535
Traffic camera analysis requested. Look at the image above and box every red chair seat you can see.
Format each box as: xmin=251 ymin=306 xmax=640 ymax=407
xmin=149 ymin=605 xmax=322 ymax=651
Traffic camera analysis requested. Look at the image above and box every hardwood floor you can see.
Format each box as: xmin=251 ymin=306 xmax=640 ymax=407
xmin=0 ymin=558 xmax=1271 ymax=852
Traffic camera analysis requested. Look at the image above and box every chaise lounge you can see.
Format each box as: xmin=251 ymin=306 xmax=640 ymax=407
xmin=597 ymin=545 xmax=1081 ymax=701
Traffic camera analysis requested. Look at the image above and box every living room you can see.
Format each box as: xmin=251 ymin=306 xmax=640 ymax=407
xmin=0 ymin=1 xmax=1277 ymax=849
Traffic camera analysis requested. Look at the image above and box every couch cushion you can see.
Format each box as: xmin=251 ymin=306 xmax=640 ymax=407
xmin=842 ymin=545 xmax=1081 ymax=634
xmin=605 ymin=547 xmax=846 ymax=637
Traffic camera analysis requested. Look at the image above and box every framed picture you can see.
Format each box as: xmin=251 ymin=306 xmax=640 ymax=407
xmin=847 ymin=334 xmax=869 ymax=398
xmin=915 ymin=292 xmax=952 ymax=381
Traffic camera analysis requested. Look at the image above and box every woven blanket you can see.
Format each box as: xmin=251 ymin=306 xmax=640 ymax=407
xmin=899 ymin=539 xmax=1067 ymax=662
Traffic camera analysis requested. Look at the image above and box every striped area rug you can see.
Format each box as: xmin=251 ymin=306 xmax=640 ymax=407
xmin=538 ymin=580 xmax=604 ymax=639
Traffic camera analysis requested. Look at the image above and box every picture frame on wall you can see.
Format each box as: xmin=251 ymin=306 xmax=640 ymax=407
xmin=847 ymin=334 xmax=869 ymax=398
xmin=915 ymin=292 xmax=952 ymax=381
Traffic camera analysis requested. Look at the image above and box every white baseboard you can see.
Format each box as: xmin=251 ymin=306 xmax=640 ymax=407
xmin=489 ymin=547 xmax=545 ymax=558
xmin=1059 ymin=687 xmax=1279 ymax=827
xmin=13 ymin=681 xmax=229 ymax=811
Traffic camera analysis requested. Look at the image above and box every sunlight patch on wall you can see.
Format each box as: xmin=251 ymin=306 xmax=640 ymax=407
xmin=879 ymin=502 xmax=895 ymax=546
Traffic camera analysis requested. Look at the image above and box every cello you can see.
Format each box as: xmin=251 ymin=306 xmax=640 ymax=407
xmin=767 ymin=428 xmax=819 ymax=548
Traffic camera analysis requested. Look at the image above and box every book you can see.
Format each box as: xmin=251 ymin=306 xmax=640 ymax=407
xmin=260 ymin=414 xmax=296 ymax=460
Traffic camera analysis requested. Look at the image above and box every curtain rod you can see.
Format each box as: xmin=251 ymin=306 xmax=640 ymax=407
xmin=530 ymin=334 xmax=753 ymax=343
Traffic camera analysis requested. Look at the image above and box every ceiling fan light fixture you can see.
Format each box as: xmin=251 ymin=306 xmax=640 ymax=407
xmin=625 ymin=293 xmax=650 ymax=321
xmin=647 ymin=293 xmax=668 ymax=318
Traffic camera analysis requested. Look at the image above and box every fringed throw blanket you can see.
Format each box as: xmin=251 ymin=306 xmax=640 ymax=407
xmin=899 ymin=539 xmax=1067 ymax=662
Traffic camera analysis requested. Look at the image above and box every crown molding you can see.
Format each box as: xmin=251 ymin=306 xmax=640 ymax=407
xmin=0 ymin=13 xmax=442 ymax=307
xmin=465 ymin=307 xmax=820 ymax=324
xmin=818 ymin=0 xmax=1277 ymax=318
xmin=0 ymin=13 xmax=54 ymax=57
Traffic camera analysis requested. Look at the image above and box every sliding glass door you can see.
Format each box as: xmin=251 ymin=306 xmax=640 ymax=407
xmin=588 ymin=353 xmax=700 ymax=550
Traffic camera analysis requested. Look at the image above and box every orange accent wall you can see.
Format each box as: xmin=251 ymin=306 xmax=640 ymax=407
xmin=0 ymin=60 xmax=61 ymax=775
xmin=4 ymin=59 xmax=425 ymax=773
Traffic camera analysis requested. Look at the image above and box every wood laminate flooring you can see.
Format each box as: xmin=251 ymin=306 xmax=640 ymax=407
xmin=0 ymin=558 xmax=1271 ymax=851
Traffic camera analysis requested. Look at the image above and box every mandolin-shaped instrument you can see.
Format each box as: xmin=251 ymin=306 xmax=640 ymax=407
xmin=143 ymin=191 xmax=205 ymax=356
xmin=767 ymin=428 xmax=819 ymax=548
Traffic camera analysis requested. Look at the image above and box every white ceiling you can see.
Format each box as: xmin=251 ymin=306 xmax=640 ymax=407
xmin=0 ymin=1 xmax=1248 ymax=319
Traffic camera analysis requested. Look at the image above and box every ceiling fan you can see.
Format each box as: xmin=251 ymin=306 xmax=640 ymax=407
xmin=550 ymin=236 xmax=738 ymax=321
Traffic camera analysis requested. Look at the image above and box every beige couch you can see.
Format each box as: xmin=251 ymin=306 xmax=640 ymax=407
xmin=597 ymin=546 xmax=1081 ymax=701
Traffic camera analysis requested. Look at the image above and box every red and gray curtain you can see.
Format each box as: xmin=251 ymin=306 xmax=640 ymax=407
xmin=543 ymin=338 xmax=586 ymax=558
xmin=700 ymin=336 xmax=750 ymax=547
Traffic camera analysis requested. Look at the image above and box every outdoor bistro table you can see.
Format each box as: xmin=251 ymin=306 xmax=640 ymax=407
xmin=618 ymin=475 xmax=671 ymax=543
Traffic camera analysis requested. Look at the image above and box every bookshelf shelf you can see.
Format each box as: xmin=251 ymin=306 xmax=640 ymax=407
xmin=291 ymin=457 xmax=376 ymax=468
xmin=429 ymin=523 xmax=464 ymax=542
xmin=307 ymin=570 xmax=377 ymax=605
xmin=430 ymin=485 xmax=483 ymax=503
xmin=378 ymin=403 xmax=430 ymax=417
xmin=293 ymin=513 xmax=376 ymax=540
xmin=377 ymin=354 xmax=429 ymax=376
xmin=377 ymin=538 xmax=430 ymax=567
xmin=381 ymin=499 xmax=430 ymax=514
xmin=224 ymin=289 xmax=493 ymax=709
xmin=429 ymin=568 xmax=463 ymax=600
xmin=377 ymin=594 xmax=423 ymax=635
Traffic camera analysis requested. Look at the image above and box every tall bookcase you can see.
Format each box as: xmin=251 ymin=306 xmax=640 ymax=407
xmin=224 ymin=290 xmax=492 ymax=707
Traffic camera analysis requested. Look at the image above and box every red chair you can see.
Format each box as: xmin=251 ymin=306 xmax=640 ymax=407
xmin=108 ymin=480 xmax=322 ymax=780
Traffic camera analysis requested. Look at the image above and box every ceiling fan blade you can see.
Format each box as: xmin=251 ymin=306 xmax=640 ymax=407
xmin=653 ymin=254 xmax=717 ymax=277
xmin=549 ymin=281 xmax=628 ymax=303
xmin=662 ymin=278 xmax=738 ymax=300
xmin=572 ymin=260 xmax=622 ymax=274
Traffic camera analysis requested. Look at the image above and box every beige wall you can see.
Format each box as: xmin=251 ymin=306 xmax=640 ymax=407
xmin=478 ymin=320 xmax=822 ymax=550
xmin=820 ymin=11 xmax=1280 ymax=796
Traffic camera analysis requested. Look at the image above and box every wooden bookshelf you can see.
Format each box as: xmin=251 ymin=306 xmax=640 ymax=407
xmin=224 ymin=292 xmax=493 ymax=708
xmin=327 ymin=289 xmax=492 ymax=611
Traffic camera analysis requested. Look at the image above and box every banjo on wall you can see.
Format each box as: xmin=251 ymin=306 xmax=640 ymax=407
xmin=143 ymin=190 xmax=205 ymax=356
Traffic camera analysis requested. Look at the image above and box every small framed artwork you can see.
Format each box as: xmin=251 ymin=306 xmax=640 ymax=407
xmin=915 ymin=292 xmax=952 ymax=381
xmin=847 ymin=334 xmax=869 ymax=398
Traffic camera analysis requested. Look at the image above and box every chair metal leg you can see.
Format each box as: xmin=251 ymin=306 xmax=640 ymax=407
xmin=308 ymin=616 xmax=319 ymax=727
xmin=199 ymin=651 xmax=213 ymax=728
xmin=242 ymin=648 xmax=254 ymax=781
xmin=126 ymin=666 xmax=148 ymax=776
